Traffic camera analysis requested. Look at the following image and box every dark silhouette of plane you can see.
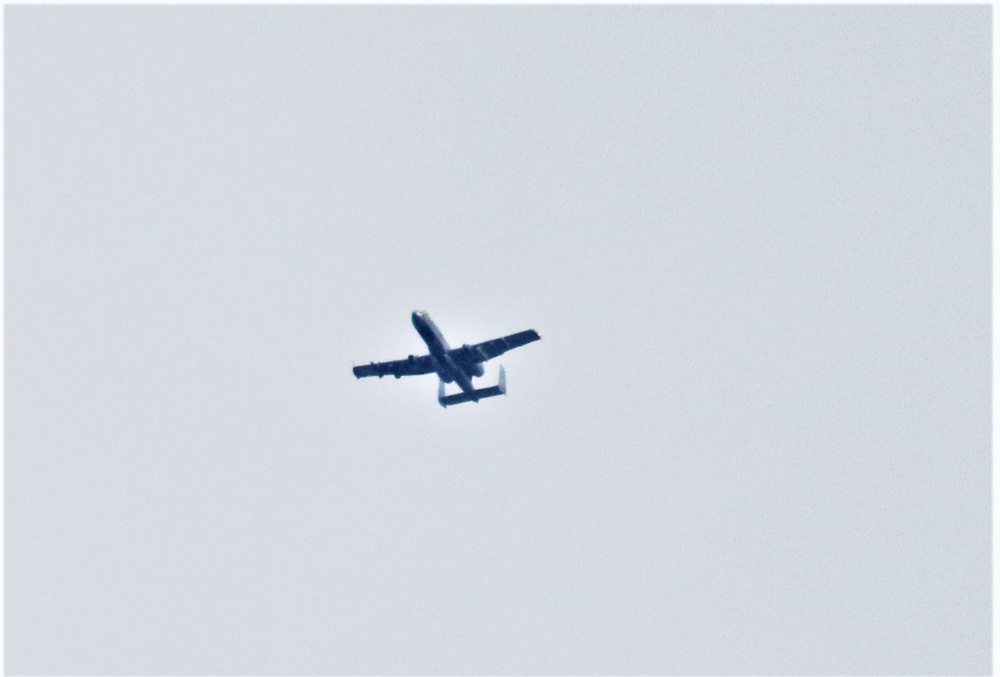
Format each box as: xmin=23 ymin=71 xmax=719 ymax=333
xmin=352 ymin=311 xmax=541 ymax=407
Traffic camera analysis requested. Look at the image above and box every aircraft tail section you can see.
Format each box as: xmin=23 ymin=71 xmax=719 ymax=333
xmin=438 ymin=366 xmax=507 ymax=408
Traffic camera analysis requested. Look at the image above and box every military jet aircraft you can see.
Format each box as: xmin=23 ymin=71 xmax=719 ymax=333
xmin=352 ymin=311 xmax=540 ymax=407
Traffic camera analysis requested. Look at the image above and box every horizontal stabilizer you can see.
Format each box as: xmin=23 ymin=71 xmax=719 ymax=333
xmin=439 ymin=366 xmax=507 ymax=408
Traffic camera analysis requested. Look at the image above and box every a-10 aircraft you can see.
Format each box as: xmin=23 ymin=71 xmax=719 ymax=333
xmin=352 ymin=311 xmax=540 ymax=407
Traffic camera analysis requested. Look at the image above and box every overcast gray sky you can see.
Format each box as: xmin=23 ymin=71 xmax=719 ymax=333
xmin=4 ymin=5 xmax=991 ymax=675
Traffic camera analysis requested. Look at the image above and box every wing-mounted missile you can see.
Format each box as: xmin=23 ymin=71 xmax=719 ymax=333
xmin=438 ymin=366 xmax=507 ymax=408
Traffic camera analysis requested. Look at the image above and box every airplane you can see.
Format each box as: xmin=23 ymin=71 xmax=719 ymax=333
xmin=352 ymin=311 xmax=540 ymax=407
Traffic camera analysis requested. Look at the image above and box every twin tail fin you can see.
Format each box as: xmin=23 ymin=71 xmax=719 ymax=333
xmin=438 ymin=366 xmax=507 ymax=408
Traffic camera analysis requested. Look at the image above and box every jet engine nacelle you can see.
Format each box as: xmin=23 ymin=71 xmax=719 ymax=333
xmin=458 ymin=344 xmax=485 ymax=377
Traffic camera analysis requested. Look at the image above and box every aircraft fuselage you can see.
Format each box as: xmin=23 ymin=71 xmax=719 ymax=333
xmin=412 ymin=311 xmax=478 ymax=398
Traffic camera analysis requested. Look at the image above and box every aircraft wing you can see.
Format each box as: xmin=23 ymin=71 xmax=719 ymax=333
xmin=353 ymin=354 xmax=437 ymax=379
xmin=469 ymin=329 xmax=541 ymax=362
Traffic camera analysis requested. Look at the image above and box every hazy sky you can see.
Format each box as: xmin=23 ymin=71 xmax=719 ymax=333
xmin=5 ymin=5 xmax=991 ymax=675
